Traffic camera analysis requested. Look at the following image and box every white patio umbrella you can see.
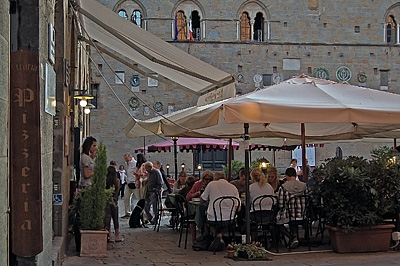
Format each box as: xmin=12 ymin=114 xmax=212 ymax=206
xmin=125 ymin=75 xmax=400 ymax=243
xmin=125 ymin=75 xmax=400 ymax=142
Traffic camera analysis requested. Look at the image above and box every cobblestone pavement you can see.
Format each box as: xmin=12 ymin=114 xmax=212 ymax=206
xmin=61 ymin=198 xmax=400 ymax=266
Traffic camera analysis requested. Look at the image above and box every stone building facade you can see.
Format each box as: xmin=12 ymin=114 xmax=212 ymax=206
xmin=1 ymin=0 xmax=92 ymax=265
xmin=89 ymin=0 xmax=400 ymax=175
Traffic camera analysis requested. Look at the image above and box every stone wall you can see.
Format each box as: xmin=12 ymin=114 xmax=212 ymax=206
xmin=91 ymin=0 xmax=400 ymax=173
xmin=0 ymin=0 xmax=9 ymax=264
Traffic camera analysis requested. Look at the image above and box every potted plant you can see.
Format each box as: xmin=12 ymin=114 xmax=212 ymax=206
xmin=312 ymin=147 xmax=400 ymax=253
xmin=222 ymin=160 xmax=245 ymax=180
xmin=75 ymin=143 xmax=113 ymax=256
xmin=231 ymin=242 xmax=268 ymax=260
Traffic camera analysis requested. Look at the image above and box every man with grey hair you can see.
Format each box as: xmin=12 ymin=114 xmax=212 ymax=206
xmin=144 ymin=161 xmax=162 ymax=225
xmin=201 ymin=171 xmax=240 ymax=250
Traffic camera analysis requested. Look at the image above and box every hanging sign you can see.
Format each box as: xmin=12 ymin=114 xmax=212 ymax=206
xmin=10 ymin=50 xmax=43 ymax=257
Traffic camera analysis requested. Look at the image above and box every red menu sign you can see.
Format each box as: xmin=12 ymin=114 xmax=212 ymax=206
xmin=10 ymin=50 xmax=43 ymax=257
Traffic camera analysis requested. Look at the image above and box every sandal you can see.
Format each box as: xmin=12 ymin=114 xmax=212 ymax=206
xmin=115 ymin=238 xmax=124 ymax=242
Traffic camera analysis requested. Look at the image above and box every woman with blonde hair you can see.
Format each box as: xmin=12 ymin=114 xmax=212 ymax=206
xmin=249 ymin=168 xmax=274 ymax=212
xmin=267 ymin=167 xmax=282 ymax=193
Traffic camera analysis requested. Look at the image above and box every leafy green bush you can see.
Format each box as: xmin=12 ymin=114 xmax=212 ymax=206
xmin=313 ymin=147 xmax=400 ymax=231
xmin=222 ymin=160 xmax=244 ymax=179
xmin=79 ymin=143 xmax=113 ymax=230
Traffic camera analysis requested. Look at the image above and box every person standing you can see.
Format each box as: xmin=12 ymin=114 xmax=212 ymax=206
xmin=104 ymin=165 xmax=123 ymax=242
xmin=118 ymin=164 xmax=126 ymax=199
xmin=143 ymin=161 xmax=162 ymax=225
xmin=122 ymin=153 xmax=137 ymax=218
xmin=79 ymin=136 xmax=97 ymax=188
xmin=153 ymin=160 xmax=172 ymax=194
xmin=134 ymin=154 xmax=147 ymax=200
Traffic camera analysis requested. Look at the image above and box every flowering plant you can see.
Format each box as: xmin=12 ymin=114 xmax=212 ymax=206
xmin=232 ymin=242 xmax=268 ymax=259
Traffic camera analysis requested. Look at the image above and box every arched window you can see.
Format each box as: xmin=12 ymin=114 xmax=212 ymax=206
xmin=176 ymin=11 xmax=187 ymax=40
xmin=240 ymin=12 xmax=251 ymax=41
xmin=132 ymin=10 xmax=142 ymax=27
xmin=254 ymin=12 xmax=264 ymax=42
xmin=191 ymin=10 xmax=201 ymax=41
xmin=118 ymin=10 xmax=128 ymax=20
xmin=386 ymin=15 xmax=397 ymax=44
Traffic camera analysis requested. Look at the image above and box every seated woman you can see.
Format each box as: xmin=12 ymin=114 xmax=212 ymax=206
xmin=267 ymin=167 xmax=284 ymax=194
xmin=173 ymin=171 xmax=187 ymax=193
xmin=178 ymin=175 xmax=196 ymax=198
xmin=249 ymin=168 xmax=275 ymax=212
xmin=249 ymin=168 xmax=275 ymax=242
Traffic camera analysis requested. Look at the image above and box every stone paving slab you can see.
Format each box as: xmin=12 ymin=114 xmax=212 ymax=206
xmin=61 ymin=198 xmax=400 ymax=266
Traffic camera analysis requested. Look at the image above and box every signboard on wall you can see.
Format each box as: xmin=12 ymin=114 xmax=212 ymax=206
xmin=10 ymin=50 xmax=43 ymax=257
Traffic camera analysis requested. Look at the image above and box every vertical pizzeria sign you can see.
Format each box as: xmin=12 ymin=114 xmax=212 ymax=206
xmin=10 ymin=50 xmax=43 ymax=257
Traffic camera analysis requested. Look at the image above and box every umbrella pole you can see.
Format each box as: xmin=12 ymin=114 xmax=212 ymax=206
xmin=143 ymin=136 xmax=146 ymax=156
xmin=244 ymin=123 xmax=251 ymax=244
xmin=228 ymin=138 xmax=232 ymax=181
xmin=173 ymin=137 xmax=178 ymax=180
xmin=301 ymin=123 xmax=308 ymax=183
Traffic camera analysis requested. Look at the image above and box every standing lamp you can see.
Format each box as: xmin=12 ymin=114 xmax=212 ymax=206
xmin=166 ymin=164 xmax=170 ymax=178
xmin=197 ymin=164 xmax=202 ymax=178
xmin=172 ymin=137 xmax=179 ymax=180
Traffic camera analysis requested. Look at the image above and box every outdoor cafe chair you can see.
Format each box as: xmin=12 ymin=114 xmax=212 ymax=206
xmin=175 ymin=194 xmax=196 ymax=249
xmin=250 ymin=194 xmax=279 ymax=252
xmin=154 ymin=190 xmax=177 ymax=232
xmin=207 ymin=195 xmax=240 ymax=249
xmin=287 ymin=194 xmax=311 ymax=251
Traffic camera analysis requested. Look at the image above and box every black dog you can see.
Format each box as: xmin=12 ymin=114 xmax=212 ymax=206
xmin=129 ymin=199 xmax=146 ymax=228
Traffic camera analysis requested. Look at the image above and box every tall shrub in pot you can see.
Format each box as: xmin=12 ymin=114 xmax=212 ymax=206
xmin=312 ymin=147 xmax=400 ymax=252
xmin=77 ymin=143 xmax=114 ymax=256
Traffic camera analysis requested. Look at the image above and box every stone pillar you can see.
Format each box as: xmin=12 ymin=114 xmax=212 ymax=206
xmin=250 ymin=20 xmax=254 ymax=41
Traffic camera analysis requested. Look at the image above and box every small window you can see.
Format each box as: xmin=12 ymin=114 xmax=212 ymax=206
xmin=254 ymin=12 xmax=264 ymax=42
xmin=191 ymin=10 xmax=201 ymax=41
xmin=115 ymin=71 xmax=124 ymax=84
xmin=240 ymin=12 xmax=251 ymax=41
xmin=90 ymin=83 xmax=99 ymax=109
xmin=131 ymin=10 xmax=142 ymax=27
xmin=284 ymin=22 xmax=288 ymax=27
xmin=118 ymin=10 xmax=128 ymax=20
xmin=176 ymin=11 xmax=187 ymax=40
xmin=307 ymin=67 xmax=312 ymax=74
xmin=323 ymin=23 xmax=327 ymax=28
xmin=97 ymin=64 xmax=102 ymax=72
xmin=273 ymin=66 xmax=277 ymax=73
xmin=354 ymin=26 xmax=360 ymax=33
xmin=386 ymin=15 xmax=397 ymax=44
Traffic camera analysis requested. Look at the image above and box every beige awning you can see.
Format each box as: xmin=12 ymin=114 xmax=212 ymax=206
xmin=75 ymin=0 xmax=235 ymax=100
xmin=124 ymin=75 xmax=400 ymax=139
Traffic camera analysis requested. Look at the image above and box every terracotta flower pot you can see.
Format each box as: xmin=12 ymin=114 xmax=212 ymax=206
xmin=227 ymin=249 xmax=235 ymax=258
xmin=80 ymin=229 xmax=108 ymax=257
xmin=328 ymin=224 xmax=394 ymax=253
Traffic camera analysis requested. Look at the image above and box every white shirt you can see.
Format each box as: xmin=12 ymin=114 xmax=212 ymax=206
xmin=201 ymin=179 xmax=240 ymax=221
xmin=249 ymin=182 xmax=274 ymax=212
xmin=125 ymin=159 xmax=136 ymax=184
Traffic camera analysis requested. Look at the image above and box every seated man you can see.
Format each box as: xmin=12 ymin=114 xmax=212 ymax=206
xmin=230 ymin=167 xmax=250 ymax=196
xmin=201 ymin=171 xmax=240 ymax=250
xmin=276 ymin=167 xmax=308 ymax=249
